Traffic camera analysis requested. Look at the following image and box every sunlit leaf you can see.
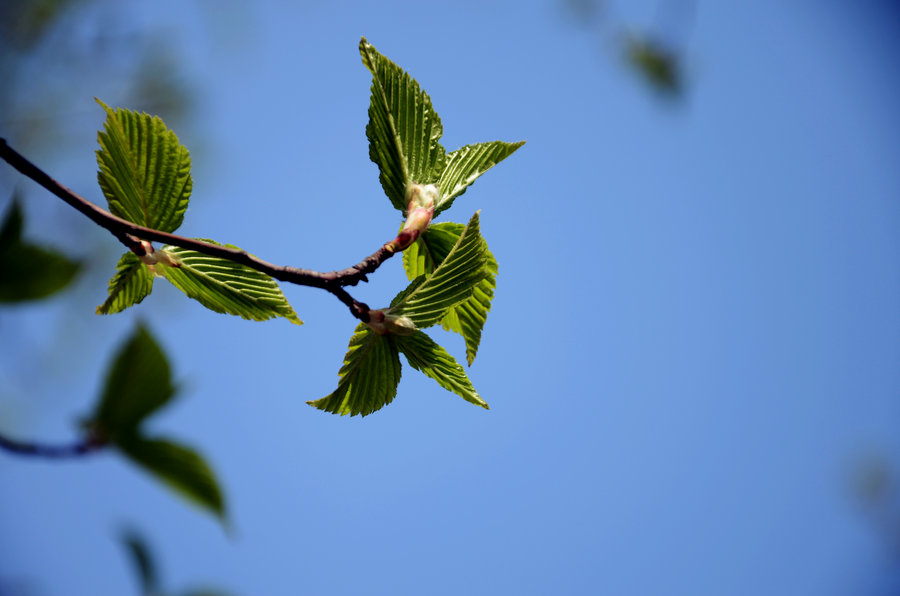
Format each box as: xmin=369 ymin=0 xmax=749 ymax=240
xmin=0 ymin=199 xmax=81 ymax=302
xmin=307 ymin=323 xmax=402 ymax=417
xmin=96 ymin=99 xmax=192 ymax=231
xmin=435 ymin=140 xmax=524 ymax=216
xmin=360 ymin=37 xmax=447 ymax=213
xmin=91 ymin=324 xmax=175 ymax=437
xmin=396 ymin=330 xmax=488 ymax=409
xmin=158 ymin=241 xmax=302 ymax=325
xmin=390 ymin=212 xmax=490 ymax=329
xmin=403 ymin=222 xmax=497 ymax=364
xmin=97 ymin=252 xmax=154 ymax=315
xmin=116 ymin=434 xmax=225 ymax=521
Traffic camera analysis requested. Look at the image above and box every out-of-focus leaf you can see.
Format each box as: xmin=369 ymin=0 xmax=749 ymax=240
xmin=435 ymin=141 xmax=524 ymax=216
xmin=0 ymin=199 xmax=81 ymax=302
xmin=307 ymin=323 xmax=402 ymax=417
xmin=116 ymin=434 xmax=226 ymax=521
xmin=96 ymin=99 xmax=192 ymax=232
xmin=390 ymin=212 xmax=490 ymax=329
xmin=97 ymin=251 xmax=155 ymax=315
xmin=120 ymin=529 xmax=159 ymax=596
xmin=158 ymin=241 xmax=302 ymax=325
xmin=625 ymin=36 xmax=682 ymax=96
xmin=396 ymin=330 xmax=488 ymax=409
xmin=91 ymin=324 xmax=175 ymax=437
xmin=404 ymin=222 xmax=498 ymax=364
xmin=360 ymin=37 xmax=447 ymax=213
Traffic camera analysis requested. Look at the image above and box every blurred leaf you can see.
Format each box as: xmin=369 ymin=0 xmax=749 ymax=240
xmin=396 ymin=330 xmax=488 ymax=409
xmin=97 ymin=251 xmax=155 ymax=315
xmin=116 ymin=434 xmax=226 ymax=521
xmin=625 ymin=36 xmax=682 ymax=96
xmin=96 ymin=99 xmax=192 ymax=232
xmin=390 ymin=212 xmax=490 ymax=329
xmin=360 ymin=37 xmax=447 ymax=213
xmin=158 ymin=241 xmax=302 ymax=324
xmin=120 ymin=529 xmax=159 ymax=596
xmin=435 ymin=141 xmax=524 ymax=216
xmin=307 ymin=323 xmax=402 ymax=417
xmin=91 ymin=324 xmax=175 ymax=437
xmin=0 ymin=199 xmax=81 ymax=302
xmin=404 ymin=222 xmax=498 ymax=364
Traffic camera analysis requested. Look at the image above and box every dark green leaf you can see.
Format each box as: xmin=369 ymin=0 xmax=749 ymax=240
xmin=97 ymin=251 xmax=155 ymax=315
xmin=96 ymin=99 xmax=192 ymax=231
xmin=625 ymin=36 xmax=682 ymax=96
xmin=157 ymin=241 xmax=302 ymax=325
xmin=390 ymin=212 xmax=490 ymax=329
xmin=116 ymin=434 xmax=226 ymax=521
xmin=0 ymin=199 xmax=81 ymax=302
xmin=92 ymin=324 xmax=175 ymax=436
xmin=307 ymin=323 xmax=402 ymax=417
xmin=120 ymin=529 xmax=159 ymax=595
xmin=435 ymin=140 xmax=524 ymax=216
xmin=396 ymin=331 xmax=488 ymax=409
xmin=360 ymin=37 xmax=447 ymax=213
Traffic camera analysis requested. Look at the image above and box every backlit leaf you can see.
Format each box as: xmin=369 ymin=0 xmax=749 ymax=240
xmin=396 ymin=330 xmax=488 ymax=409
xmin=96 ymin=251 xmax=154 ymax=315
xmin=435 ymin=140 xmax=524 ymax=216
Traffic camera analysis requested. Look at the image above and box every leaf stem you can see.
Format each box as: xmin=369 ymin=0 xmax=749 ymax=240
xmin=0 ymin=432 xmax=105 ymax=458
xmin=0 ymin=138 xmax=393 ymax=321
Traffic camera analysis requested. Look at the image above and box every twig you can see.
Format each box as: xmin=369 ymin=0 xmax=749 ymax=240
xmin=0 ymin=433 xmax=105 ymax=458
xmin=0 ymin=138 xmax=408 ymax=321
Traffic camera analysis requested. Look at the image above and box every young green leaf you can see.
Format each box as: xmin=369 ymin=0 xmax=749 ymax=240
xmin=157 ymin=241 xmax=302 ymax=325
xmin=0 ymin=199 xmax=81 ymax=302
xmin=91 ymin=324 xmax=176 ymax=437
xmin=307 ymin=323 xmax=402 ymax=417
xmin=395 ymin=330 xmax=488 ymax=409
xmin=404 ymin=223 xmax=498 ymax=365
xmin=115 ymin=434 xmax=226 ymax=522
xmin=360 ymin=37 xmax=447 ymax=213
xmin=96 ymin=99 xmax=192 ymax=232
xmin=97 ymin=251 xmax=155 ymax=315
xmin=435 ymin=140 xmax=525 ymax=216
xmin=390 ymin=212 xmax=490 ymax=329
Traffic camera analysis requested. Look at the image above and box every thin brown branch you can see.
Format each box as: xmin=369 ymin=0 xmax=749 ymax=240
xmin=0 ymin=433 xmax=105 ymax=458
xmin=0 ymin=138 xmax=403 ymax=321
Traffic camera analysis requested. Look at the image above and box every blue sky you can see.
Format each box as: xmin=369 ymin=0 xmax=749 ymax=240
xmin=2 ymin=2 xmax=899 ymax=595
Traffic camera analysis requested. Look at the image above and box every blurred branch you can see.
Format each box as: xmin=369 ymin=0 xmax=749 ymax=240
xmin=0 ymin=432 xmax=104 ymax=458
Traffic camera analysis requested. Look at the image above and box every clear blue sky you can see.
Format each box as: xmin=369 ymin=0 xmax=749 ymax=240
xmin=2 ymin=2 xmax=899 ymax=595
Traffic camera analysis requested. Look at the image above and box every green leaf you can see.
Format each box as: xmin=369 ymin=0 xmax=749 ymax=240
xmin=97 ymin=252 xmax=155 ymax=315
xmin=0 ymin=199 xmax=81 ymax=302
xmin=360 ymin=37 xmax=447 ymax=213
xmin=157 ymin=241 xmax=302 ymax=325
xmin=435 ymin=140 xmax=524 ymax=216
xmin=120 ymin=529 xmax=159 ymax=596
xmin=115 ymin=434 xmax=226 ymax=521
xmin=307 ymin=323 xmax=402 ymax=417
xmin=91 ymin=324 xmax=176 ymax=437
xmin=390 ymin=212 xmax=490 ymax=329
xmin=96 ymin=99 xmax=192 ymax=232
xmin=404 ymin=223 xmax=498 ymax=365
xmin=396 ymin=331 xmax=488 ymax=410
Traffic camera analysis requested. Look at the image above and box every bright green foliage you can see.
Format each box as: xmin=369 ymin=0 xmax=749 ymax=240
xmin=361 ymin=39 xmax=523 ymax=216
xmin=83 ymin=324 xmax=226 ymax=522
xmin=116 ymin=435 xmax=226 ymax=522
xmin=404 ymin=222 xmax=498 ymax=365
xmin=96 ymin=252 xmax=154 ymax=314
xmin=390 ymin=212 xmax=490 ymax=329
xmin=92 ymin=324 xmax=176 ymax=437
xmin=435 ymin=141 xmax=525 ymax=216
xmin=96 ymin=99 xmax=192 ymax=232
xmin=158 ymin=242 xmax=302 ymax=325
xmin=307 ymin=323 xmax=401 ymax=416
xmin=395 ymin=331 xmax=488 ymax=409
xmin=361 ymin=37 xmax=447 ymax=213
xmin=0 ymin=198 xmax=81 ymax=302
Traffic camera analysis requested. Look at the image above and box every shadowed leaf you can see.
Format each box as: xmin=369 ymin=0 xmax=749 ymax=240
xmin=97 ymin=251 xmax=154 ymax=315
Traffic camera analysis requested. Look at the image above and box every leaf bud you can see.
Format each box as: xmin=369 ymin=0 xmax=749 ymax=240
xmin=365 ymin=309 xmax=416 ymax=336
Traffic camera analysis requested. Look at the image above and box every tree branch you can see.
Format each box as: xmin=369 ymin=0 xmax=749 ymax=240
xmin=0 ymin=433 xmax=105 ymax=458
xmin=0 ymin=138 xmax=408 ymax=321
